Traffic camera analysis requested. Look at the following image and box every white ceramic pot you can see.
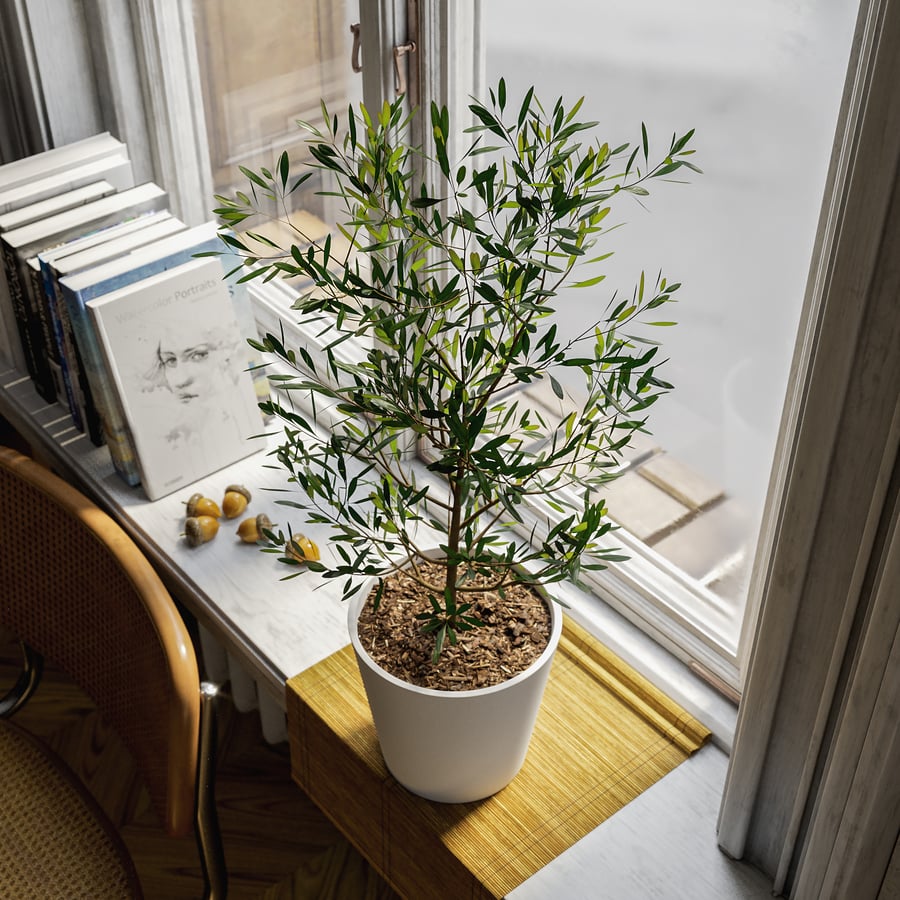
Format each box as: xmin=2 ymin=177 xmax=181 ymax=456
xmin=348 ymin=570 xmax=562 ymax=803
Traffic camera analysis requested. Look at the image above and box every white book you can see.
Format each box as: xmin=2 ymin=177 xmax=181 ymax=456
xmin=0 ymin=152 xmax=134 ymax=217
xmin=2 ymin=182 xmax=168 ymax=256
xmin=0 ymin=133 xmax=126 ymax=194
xmin=58 ymin=221 xmax=224 ymax=485
xmin=0 ymin=180 xmax=118 ymax=232
xmin=87 ymin=256 xmax=266 ymax=500
xmin=48 ymin=213 xmax=185 ymax=281
xmin=37 ymin=210 xmax=178 ymax=279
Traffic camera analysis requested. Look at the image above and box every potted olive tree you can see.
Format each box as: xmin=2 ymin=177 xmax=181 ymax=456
xmin=214 ymin=81 xmax=698 ymax=802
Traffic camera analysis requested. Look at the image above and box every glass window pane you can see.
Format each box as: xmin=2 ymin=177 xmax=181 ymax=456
xmin=485 ymin=1 xmax=858 ymax=628
xmin=192 ymin=0 xmax=362 ymax=242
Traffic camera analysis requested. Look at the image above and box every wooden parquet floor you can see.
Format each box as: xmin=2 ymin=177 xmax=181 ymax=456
xmin=0 ymin=635 xmax=400 ymax=900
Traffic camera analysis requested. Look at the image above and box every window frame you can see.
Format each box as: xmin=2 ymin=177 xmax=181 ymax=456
xmin=718 ymin=0 xmax=900 ymax=887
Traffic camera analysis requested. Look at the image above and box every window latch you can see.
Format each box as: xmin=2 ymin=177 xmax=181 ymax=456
xmin=350 ymin=23 xmax=362 ymax=74
xmin=393 ymin=41 xmax=416 ymax=97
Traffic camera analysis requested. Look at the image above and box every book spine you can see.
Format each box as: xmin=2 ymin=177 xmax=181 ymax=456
xmin=28 ymin=263 xmax=65 ymax=404
xmin=73 ymin=339 xmax=106 ymax=446
xmin=61 ymin=282 xmax=140 ymax=485
xmin=0 ymin=270 xmax=28 ymax=371
xmin=39 ymin=260 xmax=84 ymax=432
xmin=1 ymin=239 xmax=55 ymax=400
xmin=51 ymin=270 xmax=105 ymax=444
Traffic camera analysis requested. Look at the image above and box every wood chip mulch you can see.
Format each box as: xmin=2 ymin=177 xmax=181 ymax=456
xmin=355 ymin=560 xmax=552 ymax=691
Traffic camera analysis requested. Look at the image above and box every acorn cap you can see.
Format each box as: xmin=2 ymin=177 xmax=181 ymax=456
xmin=185 ymin=493 xmax=221 ymax=518
xmin=237 ymin=513 xmax=272 ymax=543
xmin=184 ymin=515 xmax=219 ymax=547
xmin=225 ymin=484 xmax=252 ymax=502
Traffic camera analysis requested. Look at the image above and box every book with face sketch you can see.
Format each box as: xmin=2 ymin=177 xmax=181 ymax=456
xmin=86 ymin=255 xmax=265 ymax=500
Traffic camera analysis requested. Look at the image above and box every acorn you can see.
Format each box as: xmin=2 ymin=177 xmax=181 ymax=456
xmin=237 ymin=513 xmax=272 ymax=544
xmin=222 ymin=484 xmax=252 ymax=519
xmin=185 ymin=492 xmax=221 ymax=518
xmin=286 ymin=533 xmax=320 ymax=563
xmin=184 ymin=515 xmax=220 ymax=547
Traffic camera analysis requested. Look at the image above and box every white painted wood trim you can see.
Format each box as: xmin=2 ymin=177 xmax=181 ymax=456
xmin=720 ymin=1 xmax=877 ymax=853
xmin=359 ymin=1 xmax=406 ymax=114
xmin=82 ymin=0 xmax=155 ymax=186
xmin=0 ymin=0 xmax=51 ymax=157
xmin=792 ymin=410 xmax=900 ymax=899
xmin=718 ymin=0 xmax=900 ymax=879
xmin=773 ymin=389 xmax=900 ymax=893
xmin=18 ymin=0 xmax=104 ymax=146
xmin=415 ymin=0 xmax=484 ymax=166
xmin=0 ymin=0 xmax=142 ymax=159
xmin=413 ymin=0 xmax=484 ymax=240
xmin=358 ymin=1 xmax=485 ymax=162
xmin=129 ymin=0 xmax=214 ymax=225
xmin=733 ymin=0 xmax=879 ymax=677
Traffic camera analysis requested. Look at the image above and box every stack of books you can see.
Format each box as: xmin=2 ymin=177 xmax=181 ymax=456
xmin=0 ymin=133 xmax=268 ymax=500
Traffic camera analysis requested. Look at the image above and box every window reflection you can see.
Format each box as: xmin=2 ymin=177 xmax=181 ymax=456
xmin=192 ymin=0 xmax=361 ymax=230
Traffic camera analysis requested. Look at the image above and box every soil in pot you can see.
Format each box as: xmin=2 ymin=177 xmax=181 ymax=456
xmin=356 ymin=560 xmax=552 ymax=691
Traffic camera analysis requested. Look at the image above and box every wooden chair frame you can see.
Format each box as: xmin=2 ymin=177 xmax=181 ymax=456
xmin=0 ymin=446 xmax=226 ymax=898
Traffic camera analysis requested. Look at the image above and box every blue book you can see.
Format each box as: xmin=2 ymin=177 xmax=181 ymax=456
xmin=58 ymin=222 xmax=263 ymax=488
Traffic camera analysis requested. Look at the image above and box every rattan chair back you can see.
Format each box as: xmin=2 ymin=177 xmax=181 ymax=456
xmin=0 ymin=446 xmax=200 ymax=837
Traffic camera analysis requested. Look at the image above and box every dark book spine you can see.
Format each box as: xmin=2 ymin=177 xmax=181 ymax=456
xmin=28 ymin=263 xmax=65 ymax=403
xmin=69 ymin=326 xmax=105 ymax=445
xmin=40 ymin=264 xmax=84 ymax=432
xmin=1 ymin=239 xmax=55 ymax=401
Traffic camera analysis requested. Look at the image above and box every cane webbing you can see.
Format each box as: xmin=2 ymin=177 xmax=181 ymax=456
xmin=0 ymin=447 xmax=200 ymax=837
xmin=0 ymin=719 xmax=142 ymax=899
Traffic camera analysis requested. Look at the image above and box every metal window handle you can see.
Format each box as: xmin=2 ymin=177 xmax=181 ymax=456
xmin=350 ymin=23 xmax=362 ymax=73
xmin=350 ymin=23 xmax=416 ymax=98
xmin=393 ymin=41 xmax=416 ymax=96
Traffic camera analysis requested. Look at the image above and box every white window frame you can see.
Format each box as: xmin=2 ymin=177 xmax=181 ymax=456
xmin=718 ymin=0 xmax=900 ymax=888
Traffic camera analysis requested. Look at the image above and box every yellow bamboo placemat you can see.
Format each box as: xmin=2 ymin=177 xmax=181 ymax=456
xmin=286 ymin=616 xmax=710 ymax=900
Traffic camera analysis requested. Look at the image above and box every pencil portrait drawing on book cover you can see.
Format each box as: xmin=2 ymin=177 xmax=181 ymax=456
xmin=88 ymin=257 xmax=265 ymax=500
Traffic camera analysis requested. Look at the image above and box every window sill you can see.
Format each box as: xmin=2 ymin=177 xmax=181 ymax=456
xmin=509 ymin=742 xmax=772 ymax=899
